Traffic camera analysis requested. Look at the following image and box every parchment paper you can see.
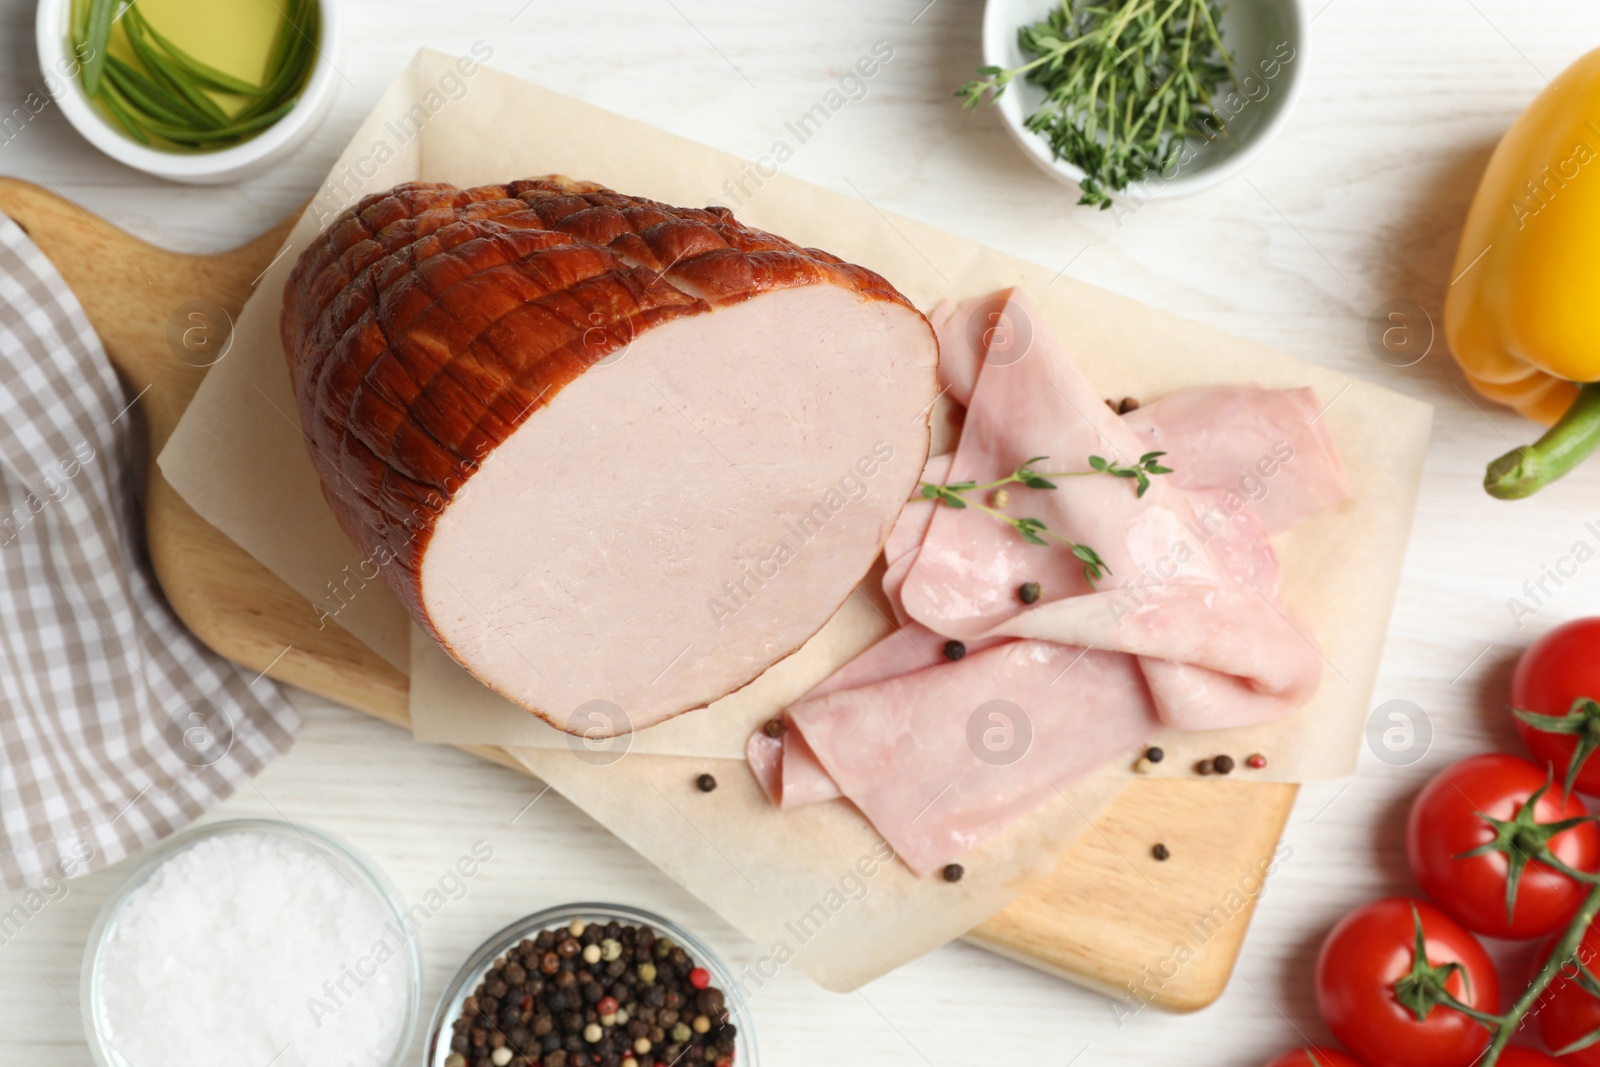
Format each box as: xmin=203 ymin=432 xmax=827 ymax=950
xmin=158 ymin=50 xmax=1433 ymax=989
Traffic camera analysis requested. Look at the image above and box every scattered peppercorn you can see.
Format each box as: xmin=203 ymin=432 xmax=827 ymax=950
xmin=942 ymin=863 xmax=965 ymax=883
xmin=696 ymin=773 xmax=717 ymax=793
xmin=943 ymin=639 xmax=967 ymax=661
xmin=449 ymin=918 xmax=738 ymax=1067
xmin=762 ymin=717 xmax=786 ymax=739
xmin=1133 ymin=756 xmax=1154 ymax=775
xmin=1118 ymin=397 xmax=1140 ymax=414
xmin=1213 ymin=754 xmax=1235 ymax=775
xmin=1145 ymin=746 xmax=1165 ymax=764
xmin=1246 ymin=753 xmax=1267 ymax=770
xmin=1196 ymin=758 xmax=1215 ymax=775
xmin=1018 ymin=581 xmax=1041 ymax=604
xmin=1152 ymin=843 xmax=1170 ymax=861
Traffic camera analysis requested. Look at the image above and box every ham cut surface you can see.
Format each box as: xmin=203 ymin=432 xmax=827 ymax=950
xmin=282 ymin=178 xmax=938 ymax=735
xmin=754 ymin=288 xmax=1350 ymax=874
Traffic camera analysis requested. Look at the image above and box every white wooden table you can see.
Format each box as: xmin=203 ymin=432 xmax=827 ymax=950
xmin=2 ymin=0 xmax=1597 ymax=1062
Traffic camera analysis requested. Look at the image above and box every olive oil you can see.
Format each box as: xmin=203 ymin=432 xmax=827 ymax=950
xmin=73 ymin=0 xmax=319 ymax=151
xmin=139 ymin=0 xmax=284 ymax=84
xmin=108 ymin=0 xmax=284 ymax=115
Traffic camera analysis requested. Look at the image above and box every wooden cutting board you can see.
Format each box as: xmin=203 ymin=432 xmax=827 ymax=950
xmin=0 ymin=177 xmax=1296 ymax=1012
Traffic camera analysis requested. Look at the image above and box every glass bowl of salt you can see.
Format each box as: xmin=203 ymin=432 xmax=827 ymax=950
xmin=81 ymin=817 xmax=422 ymax=1067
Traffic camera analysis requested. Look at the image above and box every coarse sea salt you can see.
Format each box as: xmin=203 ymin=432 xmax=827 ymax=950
xmin=97 ymin=830 xmax=410 ymax=1067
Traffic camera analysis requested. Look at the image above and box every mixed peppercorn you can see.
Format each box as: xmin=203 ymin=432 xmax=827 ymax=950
xmin=1132 ymin=746 xmax=1269 ymax=775
xmin=445 ymin=919 xmax=737 ymax=1067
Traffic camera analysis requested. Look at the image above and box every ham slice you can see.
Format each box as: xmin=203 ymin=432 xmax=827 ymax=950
xmin=899 ymin=290 xmax=1323 ymax=716
xmin=754 ymin=288 xmax=1349 ymax=873
xmin=1122 ymin=386 xmax=1350 ymax=533
xmin=787 ymin=630 xmax=1158 ymax=875
xmin=282 ymin=178 xmax=938 ymax=735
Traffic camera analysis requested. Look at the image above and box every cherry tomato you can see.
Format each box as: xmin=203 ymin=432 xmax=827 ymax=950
xmin=1536 ymin=923 xmax=1600 ymax=1066
xmin=1407 ymin=754 xmax=1600 ymax=939
xmin=1263 ymin=1049 xmax=1372 ymax=1067
xmin=1316 ymin=898 xmax=1500 ymax=1067
xmin=1513 ymin=619 xmax=1600 ymax=796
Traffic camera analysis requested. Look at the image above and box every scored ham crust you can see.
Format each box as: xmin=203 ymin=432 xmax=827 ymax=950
xmin=281 ymin=177 xmax=938 ymax=736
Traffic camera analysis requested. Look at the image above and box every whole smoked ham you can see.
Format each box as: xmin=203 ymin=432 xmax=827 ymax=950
xmin=281 ymin=178 xmax=938 ymax=736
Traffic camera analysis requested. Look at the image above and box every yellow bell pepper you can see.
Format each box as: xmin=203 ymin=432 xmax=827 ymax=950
xmin=1446 ymin=47 xmax=1600 ymax=498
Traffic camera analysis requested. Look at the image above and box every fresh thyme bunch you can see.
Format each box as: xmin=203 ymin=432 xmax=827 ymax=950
xmin=959 ymin=0 xmax=1235 ymax=208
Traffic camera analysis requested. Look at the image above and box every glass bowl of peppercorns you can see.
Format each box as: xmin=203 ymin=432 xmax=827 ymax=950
xmin=424 ymin=903 xmax=756 ymax=1067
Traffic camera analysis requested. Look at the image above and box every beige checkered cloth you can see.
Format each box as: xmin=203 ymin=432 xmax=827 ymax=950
xmin=0 ymin=216 xmax=298 ymax=891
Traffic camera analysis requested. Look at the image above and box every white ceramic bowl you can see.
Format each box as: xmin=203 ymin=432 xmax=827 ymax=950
xmin=982 ymin=0 xmax=1309 ymax=200
xmin=35 ymin=0 xmax=342 ymax=184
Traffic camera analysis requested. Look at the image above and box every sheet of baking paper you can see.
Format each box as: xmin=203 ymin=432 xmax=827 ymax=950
xmin=390 ymin=54 xmax=1430 ymax=777
xmin=507 ymin=745 xmax=1126 ymax=992
xmin=156 ymin=50 xmax=1433 ymax=987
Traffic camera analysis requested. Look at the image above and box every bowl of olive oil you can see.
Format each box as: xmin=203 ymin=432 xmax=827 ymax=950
xmin=36 ymin=0 xmax=342 ymax=183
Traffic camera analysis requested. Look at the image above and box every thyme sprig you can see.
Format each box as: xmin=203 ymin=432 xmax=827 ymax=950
xmin=917 ymin=453 xmax=1171 ymax=587
xmin=958 ymin=0 xmax=1235 ymax=208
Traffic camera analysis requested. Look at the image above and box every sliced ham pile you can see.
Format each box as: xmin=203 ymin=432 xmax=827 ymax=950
xmin=282 ymin=178 xmax=938 ymax=736
xmin=748 ymin=288 xmax=1350 ymax=875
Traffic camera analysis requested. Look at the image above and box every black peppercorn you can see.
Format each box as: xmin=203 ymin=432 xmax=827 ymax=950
xmin=941 ymin=863 xmax=964 ymax=882
xmin=1145 ymin=746 xmax=1164 ymax=764
xmin=1152 ymin=843 xmax=1170 ymax=861
xmin=942 ymin=639 xmax=966 ymax=661
xmin=696 ymin=773 xmax=717 ymax=793
xmin=762 ymin=718 xmax=786 ymax=739
xmin=1213 ymin=754 xmax=1235 ymax=775
xmin=1018 ymin=581 xmax=1041 ymax=605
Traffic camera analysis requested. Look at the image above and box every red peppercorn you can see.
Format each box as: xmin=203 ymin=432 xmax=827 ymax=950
xmin=688 ymin=967 xmax=711 ymax=990
xmin=597 ymin=995 xmax=618 ymax=1015
xmin=1246 ymin=753 xmax=1267 ymax=770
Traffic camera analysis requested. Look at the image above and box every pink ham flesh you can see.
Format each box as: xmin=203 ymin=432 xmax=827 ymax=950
xmin=786 ymin=627 xmax=1158 ymax=875
xmin=754 ymin=287 xmax=1350 ymax=874
xmin=1122 ymin=386 xmax=1350 ymax=534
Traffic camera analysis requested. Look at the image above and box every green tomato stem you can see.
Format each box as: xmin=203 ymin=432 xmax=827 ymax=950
xmin=1478 ymin=881 xmax=1600 ymax=1066
xmin=1485 ymin=381 xmax=1600 ymax=499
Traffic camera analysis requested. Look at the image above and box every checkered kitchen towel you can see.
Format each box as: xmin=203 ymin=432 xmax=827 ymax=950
xmin=0 ymin=216 xmax=299 ymax=891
